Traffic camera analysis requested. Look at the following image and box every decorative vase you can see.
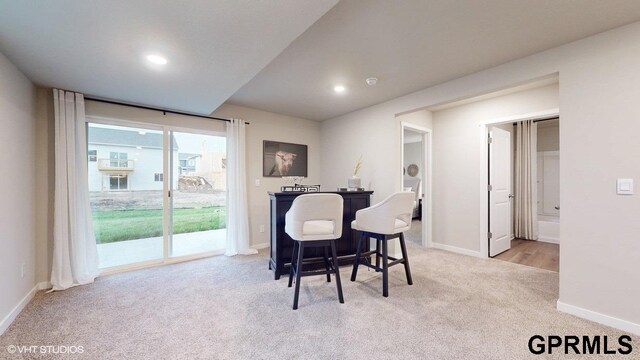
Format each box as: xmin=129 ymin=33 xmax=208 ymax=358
xmin=348 ymin=176 xmax=361 ymax=190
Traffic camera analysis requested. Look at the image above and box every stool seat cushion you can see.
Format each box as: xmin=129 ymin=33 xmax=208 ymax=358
xmin=296 ymin=220 xmax=337 ymax=241
xmin=351 ymin=218 xmax=410 ymax=234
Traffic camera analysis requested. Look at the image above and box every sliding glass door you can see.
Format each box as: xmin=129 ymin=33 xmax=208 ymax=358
xmin=88 ymin=123 xmax=165 ymax=268
xmin=87 ymin=120 xmax=227 ymax=270
xmin=169 ymin=130 xmax=227 ymax=257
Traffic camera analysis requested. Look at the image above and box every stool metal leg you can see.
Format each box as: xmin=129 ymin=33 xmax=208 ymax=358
xmin=288 ymin=241 xmax=298 ymax=288
xmin=330 ymin=240 xmax=344 ymax=303
xmin=382 ymin=238 xmax=389 ymax=297
xmin=323 ymin=246 xmax=332 ymax=283
xmin=292 ymin=242 xmax=305 ymax=310
xmin=351 ymin=232 xmax=364 ymax=281
xmin=399 ymin=233 xmax=413 ymax=285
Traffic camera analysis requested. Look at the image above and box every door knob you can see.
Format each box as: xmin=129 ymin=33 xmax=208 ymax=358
xmin=508 ymin=194 xmax=515 ymax=199
xmin=554 ymin=205 xmax=560 ymax=210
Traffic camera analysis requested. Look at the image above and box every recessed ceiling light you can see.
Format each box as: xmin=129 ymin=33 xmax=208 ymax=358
xmin=366 ymin=77 xmax=378 ymax=86
xmin=146 ymin=54 xmax=168 ymax=65
xmin=138 ymin=131 xmax=147 ymax=135
xmin=334 ymin=85 xmax=346 ymax=93
xmin=136 ymin=146 xmax=142 ymax=150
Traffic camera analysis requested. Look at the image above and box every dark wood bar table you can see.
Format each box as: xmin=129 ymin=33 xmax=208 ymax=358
xmin=268 ymin=191 xmax=373 ymax=280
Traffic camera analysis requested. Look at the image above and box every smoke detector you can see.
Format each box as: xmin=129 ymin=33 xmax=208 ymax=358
xmin=365 ymin=77 xmax=378 ymax=86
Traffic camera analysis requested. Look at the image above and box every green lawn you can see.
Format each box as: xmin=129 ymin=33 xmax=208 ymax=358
xmin=92 ymin=207 xmax=226 ymax=244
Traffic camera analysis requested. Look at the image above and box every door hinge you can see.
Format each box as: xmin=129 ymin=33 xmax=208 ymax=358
xmin=168 ymin=190 xmax=171 ymax=198
xmin=487 ymin=232 xmax=493 ymax=239
xmin=488 ymin=136 xmax=493 ymax=144
xmin=487 ymin=184 xmax=493 ymax=191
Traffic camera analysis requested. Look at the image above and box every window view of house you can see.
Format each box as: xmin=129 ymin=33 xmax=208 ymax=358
xmin=87 ymin=123 xmax=227 ymax=268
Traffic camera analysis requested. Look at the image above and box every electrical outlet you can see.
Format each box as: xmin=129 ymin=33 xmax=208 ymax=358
xmin=259 ymin=225 xmax=265 ymax=233
xmin=21 ymin=263 xmax=25 ymax=278
xmin=255 ymin=179 xmax=261 ymax=187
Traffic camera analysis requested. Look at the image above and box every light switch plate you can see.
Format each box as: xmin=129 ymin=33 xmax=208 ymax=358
xmin=617 ymin=178 xmax=634 ymax=195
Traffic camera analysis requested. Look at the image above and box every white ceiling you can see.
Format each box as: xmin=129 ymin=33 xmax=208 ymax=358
xmin=228 ymin=0 xmax=640 ymax=120
xmin=2 ymin=1 xmax=640 ymax=121
xmin=0 ymin=0 xmax=338 ymax=114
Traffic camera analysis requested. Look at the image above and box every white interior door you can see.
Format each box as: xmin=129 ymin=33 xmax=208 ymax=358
xmin=489 ymin=127 xmax=512 ymax=257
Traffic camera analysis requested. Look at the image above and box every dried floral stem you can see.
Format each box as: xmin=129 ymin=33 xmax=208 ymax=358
xmin=353 ymin=155 xmax=363 ymax=176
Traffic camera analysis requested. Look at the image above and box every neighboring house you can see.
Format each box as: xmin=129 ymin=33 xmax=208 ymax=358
xmin=87 ymin=126 xmax=179 ymax=191
xmin=178 ymin=153 xmax=200 ymax=175
xmin=194 ymin=152 xmax=227 ymax=191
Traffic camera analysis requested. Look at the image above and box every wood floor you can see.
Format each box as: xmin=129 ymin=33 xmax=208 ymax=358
xmin=494 ymin=238 xmax=559 ymax=272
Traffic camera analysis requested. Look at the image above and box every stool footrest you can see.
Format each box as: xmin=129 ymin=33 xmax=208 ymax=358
xmin=351 ymin=230 xmax=413 ymax=297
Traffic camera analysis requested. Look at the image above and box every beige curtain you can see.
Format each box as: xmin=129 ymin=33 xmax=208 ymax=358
xmin=515 ymin=121 xmax=538 ymax=240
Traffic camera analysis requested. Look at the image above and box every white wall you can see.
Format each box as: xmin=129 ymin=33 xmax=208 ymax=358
xmin=0 ymin=52 xmax=39 ymax=334
xmin=320 ymin=22 xmax=640 ymax=333
xmin=537 ymin=119 xmax=559 ymax=151
xmin=212 ymin=103 xmax=321 ymax=248
xmin=432 ymin=84 xmax=558 ymax=251
xmin=403 ymin=141 xmax=422 ymax=172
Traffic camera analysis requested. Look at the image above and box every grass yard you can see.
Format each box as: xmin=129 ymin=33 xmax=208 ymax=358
xmin=92 ymin=207 xmax=226 ymax=244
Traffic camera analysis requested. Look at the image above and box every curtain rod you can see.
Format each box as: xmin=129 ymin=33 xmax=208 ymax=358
xmin=533 ymin=117 xmax=559 ymax=123
xmin=84 ymin=97 xmax=249 ymax=124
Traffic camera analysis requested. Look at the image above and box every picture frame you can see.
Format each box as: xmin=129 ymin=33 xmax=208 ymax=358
xmin=263 ymin=140 xmax=308 ymax=177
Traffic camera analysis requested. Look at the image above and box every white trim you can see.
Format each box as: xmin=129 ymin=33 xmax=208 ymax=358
xmin=537 ymin=237 xmax=560 ymax=244
xmin=479 ymin=108 xmax=560 ymax=259
xmin=430 ymin=242 xmax=483 ymax=258
xmin=557 ymin=300 xmax=640 ymax=336
xmin=99 ymin=249 xmax=226 ymax=276
xmin=400 ymin=122 xmax=433 ymax=248
xmin=0 ymin=281 xmax=52 ymax=335
xmin=478 ymin=108 xmax=559 ymax=126
xmin=251 ymin=242 xmax=269 ymax=250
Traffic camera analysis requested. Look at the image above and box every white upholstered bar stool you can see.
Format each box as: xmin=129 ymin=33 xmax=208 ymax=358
xmin=285 ymin=193 xmax=344 ymax=310
xmin=350 ymin=192 xmax=415 ymax=297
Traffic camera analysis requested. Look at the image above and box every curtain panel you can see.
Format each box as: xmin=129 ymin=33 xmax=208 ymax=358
xmin=51 ymin=89 xmax=99 ymax=290
xmin=225 ymin=119 xmax=257 ymax=256
xmin=514 ymin=121 xmax=538 ymax=240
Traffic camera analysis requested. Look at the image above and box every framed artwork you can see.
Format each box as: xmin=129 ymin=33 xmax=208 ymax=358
xmin=263 ymin=140 xmax=308 ymax=177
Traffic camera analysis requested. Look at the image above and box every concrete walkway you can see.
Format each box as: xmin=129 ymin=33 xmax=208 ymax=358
xmin=97 ymin=229 xmax=226 ymax=268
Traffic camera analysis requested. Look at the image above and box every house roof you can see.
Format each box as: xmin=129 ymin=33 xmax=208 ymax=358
xmin=88 ymin=127 xmax=178 ymax=149
xmin=179 ymin=153 xmax=201 ymax=161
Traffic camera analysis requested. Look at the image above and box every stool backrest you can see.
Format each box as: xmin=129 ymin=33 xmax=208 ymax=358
xmin=285 ymin=193 xmax=344 ymax=240
xmin=354 ymin=192 xmax=416 ymax=234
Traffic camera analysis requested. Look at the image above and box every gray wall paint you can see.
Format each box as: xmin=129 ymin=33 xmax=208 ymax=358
xmin=0 ymin=51 xmax=38 ymax=330
xmin=321 ymin=22 xmax=640 ymax=330
xmin=212 ymin=103 xmax=322 ymax=248
xmin=537 ymin=119 xmax=559 ymax=151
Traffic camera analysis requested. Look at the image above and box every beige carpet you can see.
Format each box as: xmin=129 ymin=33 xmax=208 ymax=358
xmin=0 ymin=244 xmax=636 ymax=359
xmin=404 ymin=220 xmax=423 ymax=245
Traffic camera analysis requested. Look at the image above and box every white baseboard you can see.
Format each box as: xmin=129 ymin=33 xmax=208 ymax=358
xmin=251 ymin=242 xmax=269 ymax=250
xmin=0 ymin=281 xmax=48 ymax=335
xmin=557 ymin=300 xmax=640 ymax=336
xmin=37 ymin=281 xmax=51 ymax=291
xmin=430 ymin=242 xmax=483 ymax=258
xmin=538 ymin=237 xmax=560 ymax=244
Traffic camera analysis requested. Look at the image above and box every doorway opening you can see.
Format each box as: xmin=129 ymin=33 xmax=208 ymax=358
xmin=400 ymin=123 xmax=432 ymax=247
xmin=485 ymin=115 xmax=560 ymax=272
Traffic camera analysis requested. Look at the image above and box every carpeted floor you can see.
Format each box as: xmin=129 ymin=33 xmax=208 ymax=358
xmin=0 ymin=244 xmax=636 ymax=359
xmin=404 ymin=219 xmax=423 ymax=245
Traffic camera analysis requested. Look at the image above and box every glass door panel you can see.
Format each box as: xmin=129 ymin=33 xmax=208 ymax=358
xmin=169 ymin=131 xmax=227 ymax=257
xmin=88 ymin=123 xmax=165 ymax=268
